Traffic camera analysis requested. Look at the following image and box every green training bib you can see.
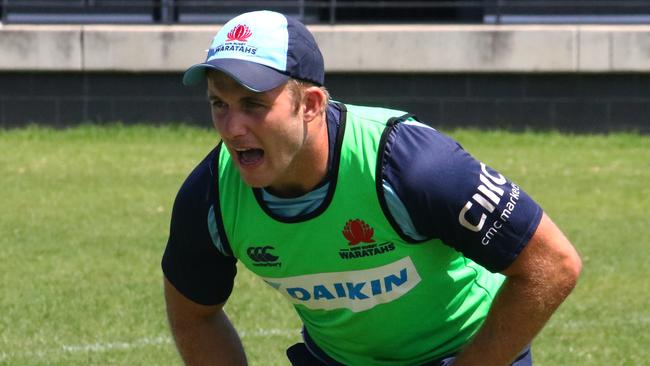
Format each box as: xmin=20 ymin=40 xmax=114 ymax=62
xmin=216 ymin=104 xmax=504 ymax=365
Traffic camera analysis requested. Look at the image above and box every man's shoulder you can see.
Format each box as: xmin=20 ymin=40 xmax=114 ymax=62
xmin=174 ymin=146 xmax=219 ymax=209
xmin=383 ymin=120 xmax=467 ymax=185
xmin=342 ymin=103 xmax=410 ymax=126
xmin=391 ymin=119 xmax=459 ymax=152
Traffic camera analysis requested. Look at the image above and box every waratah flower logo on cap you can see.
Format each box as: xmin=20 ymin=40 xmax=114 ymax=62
xmin=342 ymin=219 xmax=375 ymax=246
xmin=226 ymin=24 xmax=253 ymax=42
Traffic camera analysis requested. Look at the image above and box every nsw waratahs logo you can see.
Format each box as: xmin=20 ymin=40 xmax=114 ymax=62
xmin=226 ymin=24 xmax=253 ymax=42
xmin=207 ymin=24 xmax=257 ymax=59
xmin=339 ymin=219 xmax=395 ymax=260
xmin=343 ymin=219 xmax=375 ymax=245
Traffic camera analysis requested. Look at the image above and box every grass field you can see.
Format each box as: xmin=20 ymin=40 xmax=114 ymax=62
xmin=1 ymin=125 xmax=648 ymax=365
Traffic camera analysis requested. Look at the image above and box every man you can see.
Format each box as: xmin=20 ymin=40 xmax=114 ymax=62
xmin=162 ymin=10 xmax=582 ymax=366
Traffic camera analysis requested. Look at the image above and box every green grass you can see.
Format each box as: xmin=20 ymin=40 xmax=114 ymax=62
xmin=0 ymin=125 xmax=648 ymax=365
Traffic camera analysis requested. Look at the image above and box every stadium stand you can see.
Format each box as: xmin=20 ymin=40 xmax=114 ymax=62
xmin=2 ymin=1 xmax=650 ymax=25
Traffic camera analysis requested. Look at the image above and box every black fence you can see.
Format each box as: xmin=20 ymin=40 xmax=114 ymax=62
xmin=2 ymin=71 xmax=649 ymax=133
xmin=1 ymin=0 xmax=650 ymax=25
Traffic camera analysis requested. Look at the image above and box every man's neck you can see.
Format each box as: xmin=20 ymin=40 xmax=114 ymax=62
xmin=265 ymin=113 xmax=330 ymax=198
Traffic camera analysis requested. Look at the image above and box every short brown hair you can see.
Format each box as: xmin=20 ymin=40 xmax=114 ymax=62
xmin=287 ymin=79 xmax=330 ymax=115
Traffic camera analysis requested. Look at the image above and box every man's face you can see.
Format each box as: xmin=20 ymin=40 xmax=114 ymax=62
xmin=207 ymin=71 xmax=309 ymax=194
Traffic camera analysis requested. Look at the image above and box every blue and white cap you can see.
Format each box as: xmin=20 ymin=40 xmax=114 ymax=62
xmin=183 ymin=10 xmax=324 ymax=92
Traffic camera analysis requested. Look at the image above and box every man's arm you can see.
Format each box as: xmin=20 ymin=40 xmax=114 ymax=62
xmin=452 ymin=213 xmax=582 ymax=366
xmin=164 ymin=277 xmax=247 ymax=366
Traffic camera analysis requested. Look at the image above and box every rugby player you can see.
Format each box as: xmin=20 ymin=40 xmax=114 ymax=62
xmin=162 ymin=10 xmax=582 ymax=366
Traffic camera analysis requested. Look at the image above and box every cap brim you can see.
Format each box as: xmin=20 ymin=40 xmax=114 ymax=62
xmin=182 ymin=59 xmax=290 ymax=92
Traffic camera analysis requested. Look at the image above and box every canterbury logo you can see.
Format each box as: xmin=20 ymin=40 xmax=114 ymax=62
xmin=226 ymin=24 xmax=252 ymax=42
xmin=247 ymin=246 xmax=279 ymax=263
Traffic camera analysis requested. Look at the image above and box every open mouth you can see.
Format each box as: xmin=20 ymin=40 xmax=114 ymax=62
xmin=235 ymin=148 xmax=264 ymax=166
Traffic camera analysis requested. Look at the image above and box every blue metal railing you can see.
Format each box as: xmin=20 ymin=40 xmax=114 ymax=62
xmin=2 ymin=0 xmax=650 ymax=25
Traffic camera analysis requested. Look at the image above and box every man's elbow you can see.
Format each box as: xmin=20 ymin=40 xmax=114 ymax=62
xmin=555 ymin=245 xmax=582 ymax=296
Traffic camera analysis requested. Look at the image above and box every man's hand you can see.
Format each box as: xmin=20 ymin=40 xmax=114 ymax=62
xmin=452 ymin=213 xmax=582 ymax=366
xmin=164 ymin=277 xmax=247 ymax=366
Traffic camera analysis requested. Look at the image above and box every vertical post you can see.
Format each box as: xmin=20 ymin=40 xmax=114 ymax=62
xmin=0 ymin=0 xmax=6 ymax=24
xmin=298 ymin=0 xmax=304 ymax=21
xmin=160 ymin=0 xmax=169 ymax=24
xmin=85 ymin=0 xmax=95 ymax=18
xmin=169 ymin=0 xmax=176 ymax=24
xmin=160 ymin=0 xmax=175 ymax=24
xmin=496 ymin=0 xmax=503 ymax=25
xmin=329 ymin=0 xmax=336 ymax=25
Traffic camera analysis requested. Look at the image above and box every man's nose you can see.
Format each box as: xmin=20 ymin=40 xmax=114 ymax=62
xmin=217 ymin=112 xmax=248 ymax=138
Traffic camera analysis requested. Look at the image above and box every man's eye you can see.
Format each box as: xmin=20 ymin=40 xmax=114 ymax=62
xmin=244 ymin=101 xmax=265 ymax=110
xmin=211 ymin=100 xmax=226 ymax=108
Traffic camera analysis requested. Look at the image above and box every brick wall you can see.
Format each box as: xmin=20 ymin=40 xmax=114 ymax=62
xmin=1 ymin=72 xmax=649 ymax=133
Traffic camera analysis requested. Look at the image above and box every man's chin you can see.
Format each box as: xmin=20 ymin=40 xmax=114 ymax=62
xmin=238 ymin=173 xmax=270 ymax=189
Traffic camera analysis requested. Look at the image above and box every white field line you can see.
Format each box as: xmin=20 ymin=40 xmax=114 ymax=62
xmin=61 ymin=335 xmax=171 ymax=353
xmin=0 ymin=328 xmax=298 ymax=361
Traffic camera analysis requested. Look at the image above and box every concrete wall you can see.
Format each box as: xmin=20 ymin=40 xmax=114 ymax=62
xmin=1 ymin=24 xmax=650 ymax=132
xmin=2 ymin=24 xmax=650 ymax=72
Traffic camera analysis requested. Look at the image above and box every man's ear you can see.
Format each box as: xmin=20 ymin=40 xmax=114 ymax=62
xmin=302 ymin=87 xmax=327 ymax=123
